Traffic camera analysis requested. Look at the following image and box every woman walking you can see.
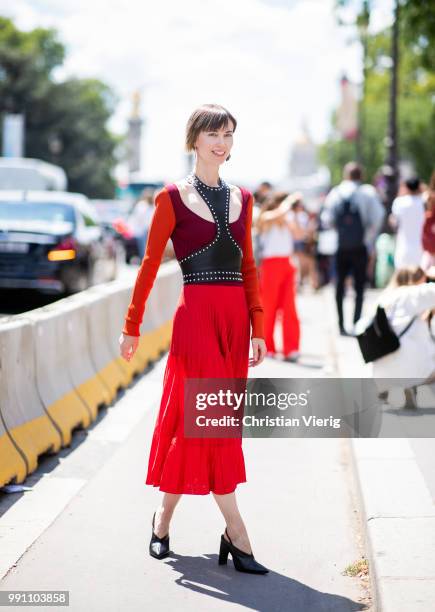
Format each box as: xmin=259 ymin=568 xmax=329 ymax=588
xmin=256 ymin=192 xmax=305 ymax=361
xmin=119 ymin=104 xmax=269 ymax=574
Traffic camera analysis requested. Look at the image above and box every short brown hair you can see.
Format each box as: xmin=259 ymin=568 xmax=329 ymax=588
xmin=343 ymin=161 xmax=363 ymax=182
xmin=185 ymin=104 xmax=237 ymax=152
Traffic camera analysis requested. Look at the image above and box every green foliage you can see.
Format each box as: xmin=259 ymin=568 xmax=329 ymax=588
xmin=400 ymin=0 xmax=435 ymax=71
xmin=325 ymin=1 xmax=435 ymax=186
xmin=0 ymin=17 xmax=121 ymax=198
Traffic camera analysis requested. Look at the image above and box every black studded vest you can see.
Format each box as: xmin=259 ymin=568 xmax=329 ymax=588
xmin=166 ymin=177 xmax=248 ymax=285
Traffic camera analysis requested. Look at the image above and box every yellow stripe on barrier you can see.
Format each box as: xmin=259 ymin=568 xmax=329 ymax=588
xmin=74 ymin=375 xmax=111 ymax=421
xmin=0 ymin=430 xmax=27 ymax=487
xmin=8 ymin=415 xmax=61 ymax=474
xmin=95 ymin=361 xmax=125 ymax=403
xmin=46 ymin=389 xmax=92 ymax=446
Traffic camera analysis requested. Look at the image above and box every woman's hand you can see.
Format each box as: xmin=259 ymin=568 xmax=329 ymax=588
xmin=119 ymin=333 xmax=139 ymax=362
xmin=249 ymin=338 xmax=267 ymax=367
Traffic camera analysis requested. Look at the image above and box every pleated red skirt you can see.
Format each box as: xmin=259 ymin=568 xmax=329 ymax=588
xmin=145 ymin=283 xmax=251 ymax=495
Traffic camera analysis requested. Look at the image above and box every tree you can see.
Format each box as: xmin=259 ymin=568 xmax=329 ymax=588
xmin=400 ymin=0 xmax=435 ymax=71
xmin=322 ymin=3 xmax=435 ymax=186
xmin=0 ymin=17 xmax=121 ymax=198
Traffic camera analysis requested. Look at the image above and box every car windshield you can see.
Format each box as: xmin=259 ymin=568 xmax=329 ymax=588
xmin=0 ymin=201 xmax=76 ymax=230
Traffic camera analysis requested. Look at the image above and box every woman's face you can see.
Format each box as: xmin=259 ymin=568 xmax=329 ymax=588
xmin=194 ymin=121 xmax=234 ymax=165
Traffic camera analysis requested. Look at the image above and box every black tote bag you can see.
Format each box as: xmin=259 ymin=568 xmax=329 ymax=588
xmin=356 ymin=304 xmax=416 ymax=364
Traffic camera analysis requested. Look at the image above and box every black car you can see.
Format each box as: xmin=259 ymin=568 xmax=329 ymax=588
xmin=0 ymin=190 xmax=119 ymax=295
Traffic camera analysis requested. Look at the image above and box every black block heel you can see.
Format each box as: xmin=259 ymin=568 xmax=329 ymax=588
xmin=149 ymin=511 xmax=170 ymax=560
xmin=218 ymin=537 xmax=230 ymax=565
xmin=218 ymin=528 xmax=269 ymax=574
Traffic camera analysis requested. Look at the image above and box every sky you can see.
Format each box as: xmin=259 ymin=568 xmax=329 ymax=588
xmin=0 ymin=0 xmax=394 ymax=187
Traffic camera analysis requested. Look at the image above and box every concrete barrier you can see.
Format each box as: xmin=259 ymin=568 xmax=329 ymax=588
xmin=38 ymin=299 xmax=111 ymax=420
xmin=88 ymin=282 xmax=136 ymax=386
xmin=26 ymin=307 xmax=92 ymax=447
xmin=0 ymin=259 xmax=182 ymax=487
xmin=68 ymin=289 xmax=126 ymax=404
xmin=85 ymin=283 xmax=131 ymax=388
xmin=0 ymin=411 xmax=27 ymax=487
xmin=0 ymin=318 xmax=62 ymax=478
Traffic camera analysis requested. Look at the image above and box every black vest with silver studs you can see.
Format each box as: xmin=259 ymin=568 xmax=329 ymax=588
xmin=166 ymin=177 xmax=246 ymax=285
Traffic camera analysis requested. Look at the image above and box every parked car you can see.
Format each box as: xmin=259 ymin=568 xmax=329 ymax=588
xmin=0 ymin=190 xmax=118 ymax=294
xmin=90 ymin=198 xmax=138 ymax=263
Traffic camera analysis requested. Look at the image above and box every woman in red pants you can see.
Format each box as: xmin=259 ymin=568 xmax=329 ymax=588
xmin=256 ymin=192 xmax=305 ymax=361
xmin=119 ymin=104 xmax=269 ymax=574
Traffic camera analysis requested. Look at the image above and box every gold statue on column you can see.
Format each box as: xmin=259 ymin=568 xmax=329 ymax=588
xmin=131 ymin=90 xmax=141 ymax=119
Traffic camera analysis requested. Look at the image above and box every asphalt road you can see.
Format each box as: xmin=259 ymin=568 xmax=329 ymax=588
xmin=0 ymin=288 xmax=371 ymax=612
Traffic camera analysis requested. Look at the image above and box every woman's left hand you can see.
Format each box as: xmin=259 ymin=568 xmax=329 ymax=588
xmin=249 ymin=338 xmax=267 ymax=367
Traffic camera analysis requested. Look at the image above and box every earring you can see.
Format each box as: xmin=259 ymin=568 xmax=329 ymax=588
xmin=226 ymin=154 xmax=231 ymax=161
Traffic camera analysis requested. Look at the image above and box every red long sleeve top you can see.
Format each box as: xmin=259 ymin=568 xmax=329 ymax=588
xmin=122 ymin=185 xmax=264 ymax=339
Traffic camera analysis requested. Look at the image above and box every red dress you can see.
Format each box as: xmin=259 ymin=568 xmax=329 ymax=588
xmin=123 ymin=177 xmax=264 ymax=495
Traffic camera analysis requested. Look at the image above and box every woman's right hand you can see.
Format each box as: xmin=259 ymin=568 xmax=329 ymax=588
xmin=119 ymin=333 xmax=139 ymax=362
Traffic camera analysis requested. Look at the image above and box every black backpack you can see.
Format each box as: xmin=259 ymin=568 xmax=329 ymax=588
xmin=334 ymin=191 xmax=364 ymax=250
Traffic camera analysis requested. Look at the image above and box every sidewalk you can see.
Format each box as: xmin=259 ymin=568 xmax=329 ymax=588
xmin=322 ymin=285 xmax=435 ymax=612
xmin=0 ymin=288 xmax=372 ymax=611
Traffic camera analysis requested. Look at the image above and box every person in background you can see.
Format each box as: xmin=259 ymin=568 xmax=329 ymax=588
xmin=322 ymin=162 xmax=385 ymax=335
xmin=253 ymin=181 xmax=273 ymax=207
xmin=421 ymin=170 xmax=435 ymax=273
xmin=315 ymin=195 xmax=337 ymax=288
xmin=389 ymin=176 xmax=426 ymax=269
xmin=256 ymin=192 xmax=305 ymax=361
xmin=252 ymin=181 xmax=273 ymax=263
xmin=128 ymin=189 xmax=155 ymax=260
xmin=367 ymin=266 xmax=435 ymax=409
xmin=289 ymin=195 xmax=318 ymax=290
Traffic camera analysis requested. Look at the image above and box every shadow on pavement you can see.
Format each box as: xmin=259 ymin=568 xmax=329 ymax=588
xmin=157 ymin=552 xmax=369 ymax=612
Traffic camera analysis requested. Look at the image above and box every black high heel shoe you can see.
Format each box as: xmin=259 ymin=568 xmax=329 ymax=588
xmin=218 ymin=527 xmax=269 ymax=574
xmin=149 ymin=511 xmax=170 ymax=559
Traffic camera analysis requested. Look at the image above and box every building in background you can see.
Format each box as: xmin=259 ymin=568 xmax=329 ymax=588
xmin=278 ymin=122 xmax=330 ymax=212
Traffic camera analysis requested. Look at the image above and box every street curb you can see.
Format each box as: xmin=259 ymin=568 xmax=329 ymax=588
xmin=322 ymin=287 xmax=380 ymax=612
xmin=322 ymin=286 xmax=435 ymax=612
xmin=346 ymin=438 xmax=380 ymax=612
xmin=349 ymin=438 xmax=435 ymax=612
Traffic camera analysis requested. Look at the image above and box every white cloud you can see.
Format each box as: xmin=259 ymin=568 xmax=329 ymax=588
xmin=0 ymin=0 xmax=393 ymax=186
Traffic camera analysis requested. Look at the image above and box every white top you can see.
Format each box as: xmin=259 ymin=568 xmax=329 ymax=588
xmin=128 ymin=200 xmax=154 ymax=237
xmin=259 ymin=215 xmax=294 ymax=258
xmin=391 ymin=194 xmax=425 ymax=268
xmin=252 ymin=204 xmax=261 ymax=223
xmin=367 ymin=283 xmax=435 ymax=388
